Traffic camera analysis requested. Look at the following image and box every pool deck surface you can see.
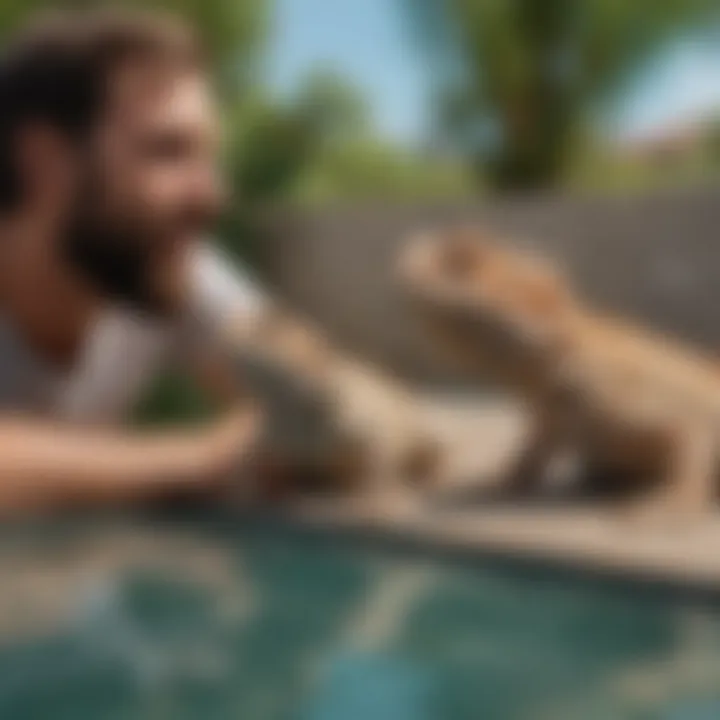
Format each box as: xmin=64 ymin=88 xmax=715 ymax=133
xmin=276 ymin=396 xmax=720 ymax=594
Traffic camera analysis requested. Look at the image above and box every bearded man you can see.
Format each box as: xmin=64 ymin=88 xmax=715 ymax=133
xmin=0 ymin=8 xmax=276 ymax=512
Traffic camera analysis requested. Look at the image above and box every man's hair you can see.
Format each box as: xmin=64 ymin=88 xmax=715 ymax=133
xmin=0 ymin=7 xmax=202 ymax=210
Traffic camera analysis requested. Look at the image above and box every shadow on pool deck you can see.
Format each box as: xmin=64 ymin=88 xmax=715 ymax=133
xmin=269 ymin=396 xmax=720 ymax=597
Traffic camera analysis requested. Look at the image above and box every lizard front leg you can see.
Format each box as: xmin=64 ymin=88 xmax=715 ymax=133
xmin=499 ymin=405 xmax=565 ymax=497
xmin=629 ymin=420 xmax=717 ymax=526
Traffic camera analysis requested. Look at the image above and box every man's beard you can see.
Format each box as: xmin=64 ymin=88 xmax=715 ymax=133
xmin=60 ymin=191 xmax=196 ymax=318
xmin=62 ymin=214 xmax=167 ymax=316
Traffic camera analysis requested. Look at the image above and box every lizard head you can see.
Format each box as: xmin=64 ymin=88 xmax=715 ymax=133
xmin=398 ymin=226 xmax=577 ymax=370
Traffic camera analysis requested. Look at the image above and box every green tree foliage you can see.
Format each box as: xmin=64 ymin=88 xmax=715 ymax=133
xmin=227 ymin=70 xmax=370 ymax=202
xmin=228 ymin=96 xmax=321 ymax=203
xmin=297 ymin=137 xmax=472 ymax=202
xmin=402 ymin=0 xmax=720 ymax=190
xmin=708 ymin=116 xmax=720 ymax=164
xmin=230 ymin=69 xmax=472 ymax=204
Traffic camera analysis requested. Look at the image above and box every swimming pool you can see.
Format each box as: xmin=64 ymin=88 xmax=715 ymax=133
xmin=0 ymin=516 xmax=718 ymax=720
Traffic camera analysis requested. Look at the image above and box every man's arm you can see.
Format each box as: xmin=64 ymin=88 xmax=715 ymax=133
xmin=0 ymin=405 xmax=260 ymax=513
xmin=0 ymin=246 xmax=269 ymax=517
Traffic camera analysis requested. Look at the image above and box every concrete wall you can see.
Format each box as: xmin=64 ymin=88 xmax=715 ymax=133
xmin=253 ymin=186 xmax=720 ymax=383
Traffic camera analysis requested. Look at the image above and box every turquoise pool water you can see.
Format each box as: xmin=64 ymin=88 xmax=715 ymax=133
xmin=0 ymin=517 xmax=719 ymax=720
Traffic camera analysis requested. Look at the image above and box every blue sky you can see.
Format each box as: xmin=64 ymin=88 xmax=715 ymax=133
xmin=266 ymin=0 xmax=720 ymax=144
xmin=614 ymin=36 xmax=720 ymax=140
xmin=265 ymin=0 xmax=429 ymax=142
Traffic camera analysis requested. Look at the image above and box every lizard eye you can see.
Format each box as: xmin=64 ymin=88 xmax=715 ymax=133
xmin=438 ymin=235 xmax=487 ymax=283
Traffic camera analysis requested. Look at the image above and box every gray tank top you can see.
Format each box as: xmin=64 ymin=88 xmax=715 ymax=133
xmin=0 ymin=242 xmax=266 ymax=424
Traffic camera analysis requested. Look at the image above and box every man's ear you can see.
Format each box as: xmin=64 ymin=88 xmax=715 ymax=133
xmin=15 ymin=123 xmax=79 ymax=213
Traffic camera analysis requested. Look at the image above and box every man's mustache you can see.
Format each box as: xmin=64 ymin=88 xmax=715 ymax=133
xmin=173 ymin=204 xmax=221 ymax=235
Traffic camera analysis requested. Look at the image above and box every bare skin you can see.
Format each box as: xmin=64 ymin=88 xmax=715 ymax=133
xmin=399 ymin=228 xmax=720 ymax=523
xmin=0 ymin=406 xmax=260 ymax=514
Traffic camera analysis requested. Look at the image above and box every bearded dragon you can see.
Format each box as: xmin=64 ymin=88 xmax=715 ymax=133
xmin=398 ymin=227 xmax=720 ymax=522
xmin=205 ymin=305 xmax=442 ymax=507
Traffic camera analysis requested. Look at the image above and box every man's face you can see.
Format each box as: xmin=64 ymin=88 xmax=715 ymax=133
xmin=63 ymin=62 xmax=225 ymax=314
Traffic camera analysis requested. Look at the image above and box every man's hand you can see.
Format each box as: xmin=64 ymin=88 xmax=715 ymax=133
xmin=195 ymin=403 xmax=264 ymax=483
xmin=0 ymin=404 xmax=263 ymax=514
